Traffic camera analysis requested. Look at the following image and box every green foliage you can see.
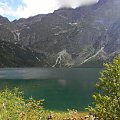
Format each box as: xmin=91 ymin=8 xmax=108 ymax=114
xmin=0 ymin=88 xmax=25 ymax=120
xmin=88 ymin=55 xmax=120 ymax=119
xmin=0 ymin=87 xmax=90 ymax=120
xmin=0 ymin=88 xmax=88 ymax=120
xmin=0 ymin=88 xmax=48 ymax=120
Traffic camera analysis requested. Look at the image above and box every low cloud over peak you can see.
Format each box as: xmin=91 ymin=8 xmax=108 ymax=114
xmin=57 ymin=0 xmax=99 ymax=8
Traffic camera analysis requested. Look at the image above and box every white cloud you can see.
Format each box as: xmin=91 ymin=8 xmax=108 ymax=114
xmin=57 ymin=0 xmax=99 ymax=8
xmin=15 ymin=0 xmax=58 ymax=18
xmin=0 ymin=1 xmax=16 ymax=16
xmin=0 ymin=0 xmax=99 ymax=20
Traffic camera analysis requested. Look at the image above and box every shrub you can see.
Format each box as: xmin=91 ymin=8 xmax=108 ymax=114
xmin=0 ymin=88 xmax=47 ymax=120
xmin=88 ymin=55 xmax=120 ymax=119
xmin=0 ymin=88 xmax=25 ymax=120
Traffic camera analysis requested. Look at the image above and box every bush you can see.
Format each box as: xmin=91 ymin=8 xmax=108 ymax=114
xmin=0 ymin=88 xmax=47 ymax=120
xmin=88 ymin=55 xmax=120 ymax=119
xmin=0 ymin=88 xmax=88 ymax=120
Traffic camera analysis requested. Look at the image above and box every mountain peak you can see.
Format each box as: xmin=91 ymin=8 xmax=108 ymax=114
xmin=0 ymin=15 xmax=10 ymax=25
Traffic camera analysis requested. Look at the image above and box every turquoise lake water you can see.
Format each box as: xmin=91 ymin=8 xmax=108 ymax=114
xmin=0 ymin=68 xmax=101 ymax=111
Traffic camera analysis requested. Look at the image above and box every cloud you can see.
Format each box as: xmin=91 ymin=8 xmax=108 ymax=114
xmin=0 ymin=0 xmax=58 ymax=19
xmin=57 ymin=0 xmax=99 ymax=8
xmin=0 ymin=1 xmax=15 ymax=16
xmin=15 ymin=0 xmax=58 ymax=18
xmin=0 ymin=0 xmax=99 ymax=20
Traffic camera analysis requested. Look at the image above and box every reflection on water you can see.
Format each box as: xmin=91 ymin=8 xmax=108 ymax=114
xmin=0 ymin=68 xmax=101 ymax=111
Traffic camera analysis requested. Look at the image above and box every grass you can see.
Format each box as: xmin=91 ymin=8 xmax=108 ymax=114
xmin=45 ymin=110 xmax=88 ymax=120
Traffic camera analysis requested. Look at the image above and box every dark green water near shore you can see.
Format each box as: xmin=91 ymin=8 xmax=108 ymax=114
xmin=0 ymin=68 xmax=101 ymax=111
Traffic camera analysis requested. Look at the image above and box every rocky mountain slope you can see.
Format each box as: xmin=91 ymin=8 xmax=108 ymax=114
xmin=0 ymin=0 xmax=120 ymax=67
xmin=0 ymin=40 xmax=47 ymax=67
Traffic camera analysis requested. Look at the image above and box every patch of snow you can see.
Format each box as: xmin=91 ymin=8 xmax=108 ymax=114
xmin=52 ymin=26 xmax=62 ymax=30
xmin=16 ymin=32 xmax=20 ymax=41
xmin=59 ymin=15 xmax=68 ymax=20
xmin=69 ymin=22 xmax=78 ymax=26
xmin=36 ymin=57 xmax=41 ymax=62
xmin=54 ymin=30 xmax=68 ymax=36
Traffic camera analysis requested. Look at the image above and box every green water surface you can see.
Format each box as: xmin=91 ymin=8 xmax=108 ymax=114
xmin=0 ymin=68 xmax=101 ymax=111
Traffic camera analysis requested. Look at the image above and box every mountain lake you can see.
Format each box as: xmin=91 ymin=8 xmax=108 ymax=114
xmin=0 ymin=68 xmax=101 ymax=111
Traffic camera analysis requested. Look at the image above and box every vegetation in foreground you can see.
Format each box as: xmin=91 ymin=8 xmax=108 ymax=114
xmin=88 ymin=55 xmax=120 ymax=120
xmin=0 ymin=55 xmax=119 ymax=120
xmin=0 ymin=88 xmax=88 ymax=120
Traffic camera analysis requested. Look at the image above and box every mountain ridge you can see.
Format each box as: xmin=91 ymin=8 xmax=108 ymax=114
xmin=0 ymin=0 xmax=120 ymax=67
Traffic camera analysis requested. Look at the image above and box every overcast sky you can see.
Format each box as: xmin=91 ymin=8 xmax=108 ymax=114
xmin=0 ymin=0 xmax=99 ymax=21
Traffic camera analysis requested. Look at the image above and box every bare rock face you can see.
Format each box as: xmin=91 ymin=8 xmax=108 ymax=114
xmin=0 ymin=0 xmax=120 ymax=67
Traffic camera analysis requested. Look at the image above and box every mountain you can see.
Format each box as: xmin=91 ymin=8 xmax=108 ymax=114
xmin=0 ymin=0 xmax=120 ymax=67
xmin=0 ymin=15 xmax=10 ymax=25
xmin=0 ymin=40 xmax=47 ymax=67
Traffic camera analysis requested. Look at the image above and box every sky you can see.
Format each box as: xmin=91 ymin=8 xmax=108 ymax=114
xmin=0 ymin=0 xmax=99 ymax=21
